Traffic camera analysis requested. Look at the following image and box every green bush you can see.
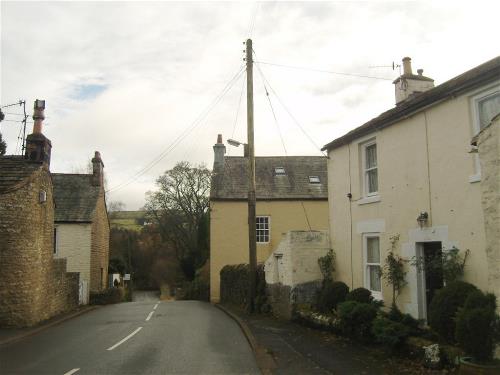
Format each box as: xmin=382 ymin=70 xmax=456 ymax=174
xmin=178 ymin=278 xmax=209 ymax=301
xmin=346 ymin=287 xmax=374 ymax=304
xmin=372 ymin=316 xmax=410 ymax=350
xmin=338 ymin=301 xmax=378 ymax=341
xmin=455 ymin=290 xmax=499 ymax=363
xmin=387 ymin=304 xmax=421 ymax=335
xmin=90 ymin=287 xmax=124 ymax=305
xmin=428 ymin=281 xmax=478 ymax=342
xmin=315 ymin=280 xmax=349 ymax=313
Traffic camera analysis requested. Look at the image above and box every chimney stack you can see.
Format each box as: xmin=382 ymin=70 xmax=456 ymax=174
xmin=213 ymin=134 xmax=226 ymax=170
xmin=25 ymin=99 xmax=52 ymax=166
xmin=91 ymin=151 xmax=104 ymax=187
xmin=393 ymin=57 xmax=434 ymax=104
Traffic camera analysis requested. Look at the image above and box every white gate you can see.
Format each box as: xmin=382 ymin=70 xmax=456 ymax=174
xmin=79 ymin=280 xmax=89 ymax=305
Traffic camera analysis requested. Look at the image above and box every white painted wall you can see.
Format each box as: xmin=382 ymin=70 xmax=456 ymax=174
xmin=265 ymin=230 xmax=330 ymax=287
xmin=55 ymin=223 xmax=92 ymax=303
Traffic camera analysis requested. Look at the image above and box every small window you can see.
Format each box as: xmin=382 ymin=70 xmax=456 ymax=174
xmin=476 ymin=91 xmax=500 ymax=131
xmin=309 ymin=176 xmax=321 ymax=184
xmin=274 ymin=167 xmax=286 ymax=176
xmin=256 ymin=216 xmax=270 ymax=243
xmin=364 ymin=235 xmax=382 ymax=298
xmin=362 ymin=141 xmax=378 ymax=196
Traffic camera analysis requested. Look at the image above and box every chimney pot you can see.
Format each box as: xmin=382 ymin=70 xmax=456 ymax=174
xmin=402 ymin=57 xmax=412 ymax=75
xmin=417 ymin=69 xmax=423 ymax=76
xmin=217 ymin=134 xmax=223 ymax=144
xmin=213 ymin=134 xmax=226 ymax=170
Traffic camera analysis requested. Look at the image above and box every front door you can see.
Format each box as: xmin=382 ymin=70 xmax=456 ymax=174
xmin=423 ymin=242 xmax=444 ymax=319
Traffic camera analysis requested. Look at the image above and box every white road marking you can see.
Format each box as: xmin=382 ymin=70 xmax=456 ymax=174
xmin=146 ymin=311 xmax=154 ymax=321
xmin=63 ymin=369 xmax=80 ymax=375
xmin=106 ymin=327 xmax=143 ymax=351
xmin=153 ymin=303 xmax=159 ymax=310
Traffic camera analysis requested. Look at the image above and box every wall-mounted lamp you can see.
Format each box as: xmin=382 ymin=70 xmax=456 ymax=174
xmin=417 ymin=211 xmax=429 ymax=228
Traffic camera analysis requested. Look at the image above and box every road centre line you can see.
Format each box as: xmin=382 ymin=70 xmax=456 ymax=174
xmin=153 ymin=303 xmax=159 ymax=310
xmin=106 ymin=327 xmax=143 ymax=351
xmin=63 ymin=369 xmax=80 ymax=375
xmin=146 ymin=311 xmax=154 ymax=321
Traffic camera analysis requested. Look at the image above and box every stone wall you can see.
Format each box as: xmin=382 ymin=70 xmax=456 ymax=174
xmin=90 ymin=189 xmax=110 ymax=292
xmin=477 ymin=115 xmax=500 ymax=302
xmin=0 ymin=165 xmax=79 ymax=327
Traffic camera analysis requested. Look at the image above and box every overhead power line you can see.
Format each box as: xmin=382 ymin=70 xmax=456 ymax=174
xmin=254 ymin=60 xmax=393 ymax=81
xmin=106 ymin=65 xmax=246 ymax=194
xmin=254 ymin=60 xmax=327 ymax=157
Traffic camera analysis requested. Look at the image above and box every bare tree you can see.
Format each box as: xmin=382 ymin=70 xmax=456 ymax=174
xmin=145 ymin=161 xmax=211 ymax=280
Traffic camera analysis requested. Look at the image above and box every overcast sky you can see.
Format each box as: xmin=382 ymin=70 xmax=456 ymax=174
xmin=1 ymin=1 xmax=499 ymax=210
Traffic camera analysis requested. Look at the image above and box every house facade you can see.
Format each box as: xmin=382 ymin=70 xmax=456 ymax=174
xmin=0 ymin=100 xmax=79 ymax=327
xmin=53 ymin=151 xmax=110 ymax=303
xmin=210 ymin=135 xmax=329 ymax=302
xmin=322 ymin=56 xmax=500 ymax=319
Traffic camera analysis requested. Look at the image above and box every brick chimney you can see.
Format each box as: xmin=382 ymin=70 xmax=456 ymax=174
xmin=91 ymin=151 xmax=104 ymax=187
xmin=25 ymin=99 xmax=52 ymax=166
xmin=393 ymin=57 xmax=434 ymax=104
xmin=213 ymin=134 xmax=226 ymax=170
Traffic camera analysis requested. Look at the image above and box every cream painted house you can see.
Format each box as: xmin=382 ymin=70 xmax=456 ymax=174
xmin=53 ymin=152 xmax=110 ymax=304
xmin=210 ymin=135 xmax=329 ymax=302
xmin=322 ymin=56 xmax=500 ymax=320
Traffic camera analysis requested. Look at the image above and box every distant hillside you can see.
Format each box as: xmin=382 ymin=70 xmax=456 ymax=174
xmin=109 ymin=210 xmax=148 ymax=231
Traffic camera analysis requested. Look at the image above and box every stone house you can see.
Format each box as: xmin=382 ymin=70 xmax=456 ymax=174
xmin=52 ymin=151 xmax=110 ymax=304
xmin=322 ymin=56 xmax=500 ymax=320
xmin=0 ymin=100 xmax=79 ymax=327
xmin=210 ymin=135 xmax=329 ymax=302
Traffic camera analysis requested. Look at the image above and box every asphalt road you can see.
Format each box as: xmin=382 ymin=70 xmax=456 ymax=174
xmin=0 ymin=297 xmax=259 ymax=375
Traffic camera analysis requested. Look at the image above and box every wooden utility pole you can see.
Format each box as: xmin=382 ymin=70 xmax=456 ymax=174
xmin=246 ymin=38 xmax=257 ymax=313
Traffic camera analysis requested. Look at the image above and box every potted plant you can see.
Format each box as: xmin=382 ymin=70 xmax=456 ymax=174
xmin=455 ymin=290 xmax=500 ymax=374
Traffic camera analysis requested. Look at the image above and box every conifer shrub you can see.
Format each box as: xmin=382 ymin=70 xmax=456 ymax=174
xmin=387 ymin=304 xmax=421 ymax=335
xmin=315 ymin=280 xmax=349 ymax=313
xmin=372 ymin=316 xmax=410 ymax=351
xmin=337 ymin=300 xmax=378 ymax=341
xmin=346 ymin=287 xmax=374 ymax=304
xmin=427 ymin=281 xmax=478 ymax=342
xmin=455 ymin=290 xmax=499 ymax=363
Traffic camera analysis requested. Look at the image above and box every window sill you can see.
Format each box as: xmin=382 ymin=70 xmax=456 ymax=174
xmin=370 ymin=291 xmax=383 ymax=301
xmin=468 ymin=173 xmax=481 ymax=183
xmin=358 ymin=195 xmax=381 ymax=205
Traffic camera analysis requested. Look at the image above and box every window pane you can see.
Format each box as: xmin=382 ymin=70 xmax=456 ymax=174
xmin=366 ymin=144 xmax=377 ymax=168
xmin=367 ymin=169 xmax=378 ymax=193
xmin=369 ymin=265 xmax=381 ymax=292
xmin=479 ymin=93 xmax=500 ymax=129
xmin=367 ymin=237 xmax=380 ymax=263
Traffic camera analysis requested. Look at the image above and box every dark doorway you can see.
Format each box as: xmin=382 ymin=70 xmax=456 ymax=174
xmin=423 ymin=242 xmax=444 ymax=318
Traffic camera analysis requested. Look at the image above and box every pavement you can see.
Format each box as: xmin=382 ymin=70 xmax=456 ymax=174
xmin=218 ymin=305 xmax=447 ymax=375
xmin=0 ymin=296 xmax=259 ymax=374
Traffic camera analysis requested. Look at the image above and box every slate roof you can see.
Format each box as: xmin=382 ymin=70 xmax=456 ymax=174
xmin=210 ymin=156 xmax=328 ymax=200
xmin=322 ymin=56 xmax=500 ymax=151
xmin=52 ymin=173 xmax=100 ymax=222
xmin=0 ymin=156 xmax=43 ymax=194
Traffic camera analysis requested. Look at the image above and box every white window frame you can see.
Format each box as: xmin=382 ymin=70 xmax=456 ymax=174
xmin=274 ymin=167 xmax=286 ymax=176
xmin=361 ymin=139 xmax=378 ymax=198
xmin=469 ymin=85 xmax=500 ymax=183
xmin=308 ymin=175 xmax=321 ymax=184
xmin=363 ymin=233 xmax=383 ymax=300
xmin=256 ymin=216 xmax=271 ymax=244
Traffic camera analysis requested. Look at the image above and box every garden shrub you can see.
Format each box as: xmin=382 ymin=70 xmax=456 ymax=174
xmin=428 ymin=281 xmax=478 ymax=342
xmin=345 ymin=287 xmax=373 ymax=304
xmin=315 ymin=280 xmax=349 ymax=313
xmin=90 ymin=287 xmax=124 ymax=305
xmin=455 ymin=290 xmax=499 ymax=363
xmin=178 ymin=278 xmax=209 ymax=301
xmin=372 ymin=316 xmax=410 ymax=351
xmin=387 ymin=304 xmax=421 ymax=335
xmin=337 ymin=300 xmax=378 ymax=341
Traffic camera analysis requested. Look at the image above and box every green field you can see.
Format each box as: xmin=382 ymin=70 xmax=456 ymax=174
xmin=109 ymin=210 xmax=147 ymax=231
